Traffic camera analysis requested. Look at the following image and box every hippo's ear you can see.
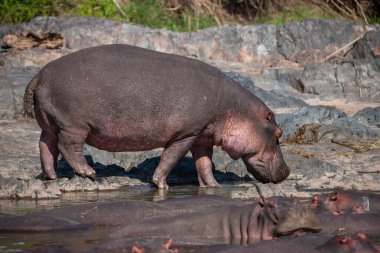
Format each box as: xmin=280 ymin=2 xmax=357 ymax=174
xmin=221 ymin=132 xmax=248 ymax=160
xmin=259 ymin=195 xmax=265 ymax=207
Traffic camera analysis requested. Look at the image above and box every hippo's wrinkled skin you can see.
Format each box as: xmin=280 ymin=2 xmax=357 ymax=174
xmin=0 ymin=196 xmax=293 ymax=244
xmin=111 ymin=196 xmax=279 ymax=244
xmin=24 ymin=44 xmax=289 ymax=188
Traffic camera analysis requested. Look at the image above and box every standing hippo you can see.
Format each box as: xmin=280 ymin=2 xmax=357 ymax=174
xmin=24 ymin=44 xmax=289 ymax=189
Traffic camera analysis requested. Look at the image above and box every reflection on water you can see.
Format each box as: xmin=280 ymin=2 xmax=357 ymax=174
xmin=0 ymin=182 xmax=253 ymax=252
xmin=5 ymin=184 xmax=379 ymax=252
xmin=1 ymin=227 xmax=112 ymax=253
xmin=0 ymin=182 xmax=248 ymax=215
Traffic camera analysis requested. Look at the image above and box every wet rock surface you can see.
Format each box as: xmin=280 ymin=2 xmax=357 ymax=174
xmin=0 ymin=17 xmax=379 ymax=199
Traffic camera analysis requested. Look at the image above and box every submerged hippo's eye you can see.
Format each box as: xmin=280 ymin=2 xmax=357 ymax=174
xmin=266 ymin=112 xmax=274 ymax=122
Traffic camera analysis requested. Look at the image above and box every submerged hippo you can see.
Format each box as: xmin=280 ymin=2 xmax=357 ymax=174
xmin=110 ymin=196 xmax=279 ymax=244
xmin=0 ymin=195 xmax=322 ymax=245
xmin=310 ymin=191 xmax=380 ymax=214
xmin=92 ymin=233 xmax=380 ymax=253
xmin=24 ymin=44 xmax=289 ymax=188
xmin=0 ymin=196 xmax=278 ymax=243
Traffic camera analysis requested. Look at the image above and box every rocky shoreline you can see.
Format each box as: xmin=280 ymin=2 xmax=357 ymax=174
xmin=0 ymin=17 xmax=379 ymax=199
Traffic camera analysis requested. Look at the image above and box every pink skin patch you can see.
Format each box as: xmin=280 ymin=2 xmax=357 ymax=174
xmin=336 ymin=236 xmax=357 ymax=250
xmin=310 ymin=195 xmax=321 ymax=209
xmin=351 ymin=205 xmax=366 ymax=214
xmin=131 ymin=245 xmax=145 ymax=253
xmin=220 ymin=113 xmax=287 ymax=183
xmin=162 ymin=239 xmax=179 ymax=252
xmin=357 ymin=232 xmax=369 ymax=241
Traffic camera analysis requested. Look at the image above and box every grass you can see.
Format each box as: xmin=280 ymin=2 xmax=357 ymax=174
xmin=0 ymin=0 xmax=378 ymax=31
xmin=256 ymin=2 xmax=335 ymax=25
xmin=0 ymin=0 xmax=216 ymax=31
xmin=0 ymin=0 xmax=57 ymax=24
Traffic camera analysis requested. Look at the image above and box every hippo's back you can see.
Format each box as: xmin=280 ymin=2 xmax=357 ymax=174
xmin=33 ymin=45 xmax=225 ymax=151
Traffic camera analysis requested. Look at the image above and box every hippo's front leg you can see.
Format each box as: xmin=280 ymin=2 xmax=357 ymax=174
xmin=191 ymin=145 xmax=220 ymax=187
xmin=152 ymin=136 xmax=197 ymax=189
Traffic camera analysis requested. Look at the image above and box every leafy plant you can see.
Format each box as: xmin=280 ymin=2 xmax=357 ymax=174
xmin=0 ymin=0 xmax=57 ymax=24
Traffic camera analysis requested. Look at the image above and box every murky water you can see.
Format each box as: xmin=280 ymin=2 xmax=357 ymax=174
xmin=2 ymin=184 xmax=380 ymax=252
xmin=0 ymin=182 xmax=251 ymax=252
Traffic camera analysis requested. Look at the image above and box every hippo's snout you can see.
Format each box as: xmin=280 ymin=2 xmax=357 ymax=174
xmin=269 ymin=154 xmax=290 ymax=183
xmin=243 ymin=153 xmax=290 ymax=184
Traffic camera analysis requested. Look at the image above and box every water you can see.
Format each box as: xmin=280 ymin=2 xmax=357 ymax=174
xmin=0 ymin=183 xmax=248 ymax=215
xmin=1 ymin=185 xmax=380 ymax=252
xmin=0 ymin=182 xmax=252 ymax=252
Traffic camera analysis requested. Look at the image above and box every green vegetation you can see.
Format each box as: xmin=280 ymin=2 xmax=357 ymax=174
xmin=0 ymin=0 xmax=379 ymax=31
xmin=0 ymin=0 xmax=57 ymax=24
xmin=256 ymin=3 xmax=335 ymax=25
xmin=0 ymin=0 xmax=216 ymax=31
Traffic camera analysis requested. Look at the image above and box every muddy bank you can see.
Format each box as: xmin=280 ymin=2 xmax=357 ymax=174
xmin=0 ymin=17 xmax=379 ymax=199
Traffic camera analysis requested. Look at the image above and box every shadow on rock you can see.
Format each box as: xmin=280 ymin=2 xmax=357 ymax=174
xmin=38 ymin=155 xmax=250 ymax=187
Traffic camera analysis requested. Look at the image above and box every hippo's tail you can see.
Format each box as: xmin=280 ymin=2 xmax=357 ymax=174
xmin=23 ymin=73 xmax=40 ymax=119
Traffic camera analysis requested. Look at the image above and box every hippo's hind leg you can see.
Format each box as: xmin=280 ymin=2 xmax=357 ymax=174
xmin=39 ymin=131 xmax=59 ymax=179
xmin=152 ymin=136 xmax=197 ymax=189
xmin=191 ymin=145 xmax=220 ymax=187
xmin=57 ymin=129 xmax=96 ymax=179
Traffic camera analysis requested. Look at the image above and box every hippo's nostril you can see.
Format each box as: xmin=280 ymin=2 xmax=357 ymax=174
xmin=274 ymin=128 xmax=282 ymax=139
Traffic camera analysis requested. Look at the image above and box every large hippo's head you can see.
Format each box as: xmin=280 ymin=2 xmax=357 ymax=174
xmin=221 ymin=105 xmax=290 ymax=183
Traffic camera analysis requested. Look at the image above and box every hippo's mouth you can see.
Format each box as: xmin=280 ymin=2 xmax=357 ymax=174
xmin=242 ymin=154 xmax=272 ymax=183
xmin=242 ymin=153 xmax=289 ymax=184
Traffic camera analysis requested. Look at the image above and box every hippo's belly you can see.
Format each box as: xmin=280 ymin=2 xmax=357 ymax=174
xmin=84 ymin=119 xmax=183 ymax=152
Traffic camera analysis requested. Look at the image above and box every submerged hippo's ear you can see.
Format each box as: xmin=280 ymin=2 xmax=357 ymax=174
xmin=222 ymin=131 xmax=248 ymax=160
xmin=259 ymin=195 xmax=265 ymax=207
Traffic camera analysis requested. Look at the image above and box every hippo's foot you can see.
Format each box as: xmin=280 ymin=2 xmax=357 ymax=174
xmin=152 ymin=175 xmax=169 ymax=190
xmin=198 ymin=175 xmax=220 ymax=188
xmin=74 ymin=165 xmax=97 ymax=181
xmin=44 ymin=173 xmax=58 ymax=180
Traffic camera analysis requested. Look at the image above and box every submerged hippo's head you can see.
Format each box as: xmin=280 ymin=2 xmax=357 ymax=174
xmin=221 ymin=105 xmax=290 ymax=183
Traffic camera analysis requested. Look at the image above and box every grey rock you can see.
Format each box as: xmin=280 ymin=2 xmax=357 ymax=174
xmin=353 ymin=106 xmax=380 ymax=127
xmin=277 ymin=106 xmax=346 ymax=141
xmin=0 ymin=67 xmax=39 ymax=119
xmin=297 ymin=62 xmax=380 ymax=98
xmin=224 ymin=71 xmax=307 ymax=110
xmin=277 ymin=19 xmax=368 ymax=61
xmin=317 ymin=116 xmax=380 ymax=141
xmin=352 ymin=29 xmax=380 ymax=68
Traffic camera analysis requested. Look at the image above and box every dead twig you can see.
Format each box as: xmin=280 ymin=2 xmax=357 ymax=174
xmin=332 ymin=0 xmax=358 ymax=19
xmin=319 ymin=33 xmax=366 ymax=63
xmin=354 ymin=0 xmax=369 ymax=25
xmin=112 ymin=0 xmax=127 ymax=17
xmin=357 ymin=171 xmax=380 ymax=174
xmin=310 ymin=0 xmax=346 ymax=20
xmin=199 ymin=0 xmax=222 ymax=26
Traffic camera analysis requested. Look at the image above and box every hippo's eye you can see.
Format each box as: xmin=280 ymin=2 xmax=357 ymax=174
xmin=266 ymin=112 xmax=274 ymax=122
